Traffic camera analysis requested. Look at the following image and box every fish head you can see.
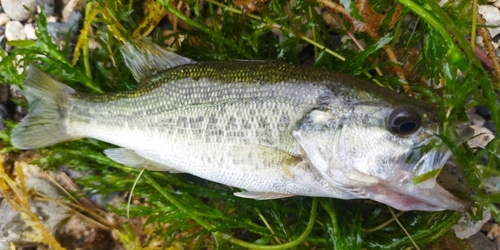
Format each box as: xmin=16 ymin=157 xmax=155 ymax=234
xmin=294 ymin=99 xmax=474 ymax=211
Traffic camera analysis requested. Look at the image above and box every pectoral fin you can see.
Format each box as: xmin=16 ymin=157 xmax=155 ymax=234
xmin=104 ymin=148 xmax=183 ymax=173
xmin=234 ymin=191 xmax=295 ymax=200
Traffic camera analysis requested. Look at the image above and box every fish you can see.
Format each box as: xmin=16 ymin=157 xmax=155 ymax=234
xmin=11 ymin=38 xmax=474 ymax=211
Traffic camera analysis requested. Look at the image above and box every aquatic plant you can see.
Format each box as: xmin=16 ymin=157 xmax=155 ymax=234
xmin=0 ymin=0 xmax=498 ymax=248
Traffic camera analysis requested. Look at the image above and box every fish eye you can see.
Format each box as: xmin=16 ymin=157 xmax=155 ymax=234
xmin=387 ymin=106 xmax=422 ymax=135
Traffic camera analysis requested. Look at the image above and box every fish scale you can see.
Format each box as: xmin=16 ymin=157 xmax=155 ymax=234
xmin=11 ymin=38 xmax=474 ymax=211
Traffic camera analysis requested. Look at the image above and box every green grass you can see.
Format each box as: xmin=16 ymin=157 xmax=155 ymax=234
xmin=0 ymin=0 xmax=499 ymax=249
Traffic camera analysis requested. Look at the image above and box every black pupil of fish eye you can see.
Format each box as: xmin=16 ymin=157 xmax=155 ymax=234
xmin=388 ymin=107 xmax=422 ymax=135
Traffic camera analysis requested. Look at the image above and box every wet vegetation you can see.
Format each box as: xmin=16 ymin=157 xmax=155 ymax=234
xmin=0 ymin=0 xmax=499 ymax=249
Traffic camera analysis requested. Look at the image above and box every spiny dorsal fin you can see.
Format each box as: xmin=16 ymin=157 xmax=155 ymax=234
xmin=121 ymin=37 xmax=195 ymax=83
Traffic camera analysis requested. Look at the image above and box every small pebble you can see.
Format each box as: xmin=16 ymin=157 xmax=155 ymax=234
xmin=469 ymin=232 xmax=495 ymax=250
xmin=468 ymin=125 xmax=495 ymax=148
xmin=454 ymin=207 xmax=491 ymax=239
xmin=87 ymin=38 xmax=101 ymax=50
xmin=478 ymin=5 xmax=500 ymax=40
xmin=0 ymin=13 xmax=11 ymax=26
xmin=469 ymin=113 xmax=486 ymax=126
xmin=486 ymin=223 xmax=500 ymax=240
xmin=0 ymin=35 xmax=6 ymax=51
xmin=62 ymin=0 xmax=80 ymax=22
xmin=36 ymin=0 xmax=55 ymax=16
xmin=47 ymin=11 xmax=81 ymax=44
xmin=476 ymin=105 xmax=492 ymax=120
xmin=24 ymin=23 xmax=37 ymax=40
xmin=9 ymin=85 xmax=23 ymax=99
xmin=484 ymin=120 xmax=497 ymax=135
xmin=67 ymin=11 xmax=82 ymax=25
xmin=46 ymin=16 xmax=58 ymax=23
xmin=5 ymin=21 xmax=27 ymax=41
xmin=1 ymin=0 xmax=37 ymax=21
xmin=0 ymin=85 xmax=9 ymax=104
xmin=0 ymin=103 xmax=8 ymax=131
xmin=13 ymin=105 xmax=27 ymax=121
xmin=484 ymin=176 xmax=500 ymax=193
xmin=0 ymin=104 xmax=8 ymax=118
xmin=15 ymin=55 xmax=25 ymax=75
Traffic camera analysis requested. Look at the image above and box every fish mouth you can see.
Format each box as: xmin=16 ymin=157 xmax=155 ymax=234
xmin=356 ymin=124 xmax=474 ymax=211
xmin=357 ymin=150 xmax=469 ymax=211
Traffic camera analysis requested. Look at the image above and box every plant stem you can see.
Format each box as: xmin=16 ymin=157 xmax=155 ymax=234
xmin=471 ymin=0 xmax=477 ymax=47
xmin=213 ymin=198 xmax=318 ymax=249
xmin=158 ymin=0 xmax=254 ymax=59
xmin=205 ymin=0 xmax=345 ymax=61
xmin=142 ymin=172 xmax=216 ymax=231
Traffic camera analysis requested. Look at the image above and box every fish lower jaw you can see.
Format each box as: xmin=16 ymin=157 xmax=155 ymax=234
xmin=360 ymin=184 xmax=469 ymax=211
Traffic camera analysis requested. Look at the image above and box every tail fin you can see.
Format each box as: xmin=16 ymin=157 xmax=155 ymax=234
xmin=11 ymin=67 xmax=77 ymax=149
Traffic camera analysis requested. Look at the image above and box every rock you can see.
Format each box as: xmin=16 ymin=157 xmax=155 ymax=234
xmin=88 ymin=38 xmax=101 ymax=50
xmin=0 ymin=13 xmax=11 ymax=26
xmin=13 ymin=105 xmax=27 ymax=121
xmin=1 ymin=0 xmax=37 ymax=21
xmin=9 ymin=85 xmax=23 ymax=99
xmin=0 ymin=162 xmax=119 ymax=249
xmin=437 ymin=161 xmax=473 ymax=200
xmin=469 ymin=113 xmax=486 ymax=126
xmin=484 ymin=176 xmax=500 ymax=194
xmin=62 ymin=0 xmax=83 ymax=22
xmin=0 ymin=84 xmax=9 ymax=104
xmin=469 ymin=232 xmax=495 ymax=250
xmin=453 ymin=207 xmax=491 ymax=239
xmin=0 ymin=35 xmax=6 ymax=51
xmin=47 ymin=15 xmax=58 ymax=23
xmin=0 ymin=177 xmax=71 ymax=248
xmin=36 ymin=0 xmax=55 ymax=16
xmin=0 ymin=103 xmax=8 ymax=130
xmin=5 ymin=21 xmax=26 ymax=41
xmin=0 ymin=103 xmax=9 ymax=120
xmin=468 ymin=125 xmax=495 ymax=148
xmin=481 ymin=33 xmax=500 ymax=49
xmin=47 ymin=11 xmax=81 ymax=44
xmin=67 ymin=10 xmax=82 ymax=24
xmin=24 ymin=23 xmax=37 ymax=40
xmin=483 ymin=121 xmax=496 ymax=134
xmin=476 ymin=105 xmax=491 ymax=120
xmin=478 ymin=5 xmax=500 ymax=39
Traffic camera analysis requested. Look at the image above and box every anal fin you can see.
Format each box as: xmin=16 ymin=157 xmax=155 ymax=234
xmin=104 ymin=148 xmax=183 ymax=173
xmin=234 ymin=191 xmax=295 ymax=200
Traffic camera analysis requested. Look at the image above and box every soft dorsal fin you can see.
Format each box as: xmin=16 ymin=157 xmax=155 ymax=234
xmin=120 ymin=37 xmax=195 ymax=83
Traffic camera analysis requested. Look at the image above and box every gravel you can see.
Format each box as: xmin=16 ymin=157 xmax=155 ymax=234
xmin=0 ymin=13 xmax=10 ymax=26
xmin=5 ymin=21 xmax=26 ymax=41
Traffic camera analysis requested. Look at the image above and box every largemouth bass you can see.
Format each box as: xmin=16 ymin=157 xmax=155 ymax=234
xmin=11 ymin=39 xmax=473 ymax=211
